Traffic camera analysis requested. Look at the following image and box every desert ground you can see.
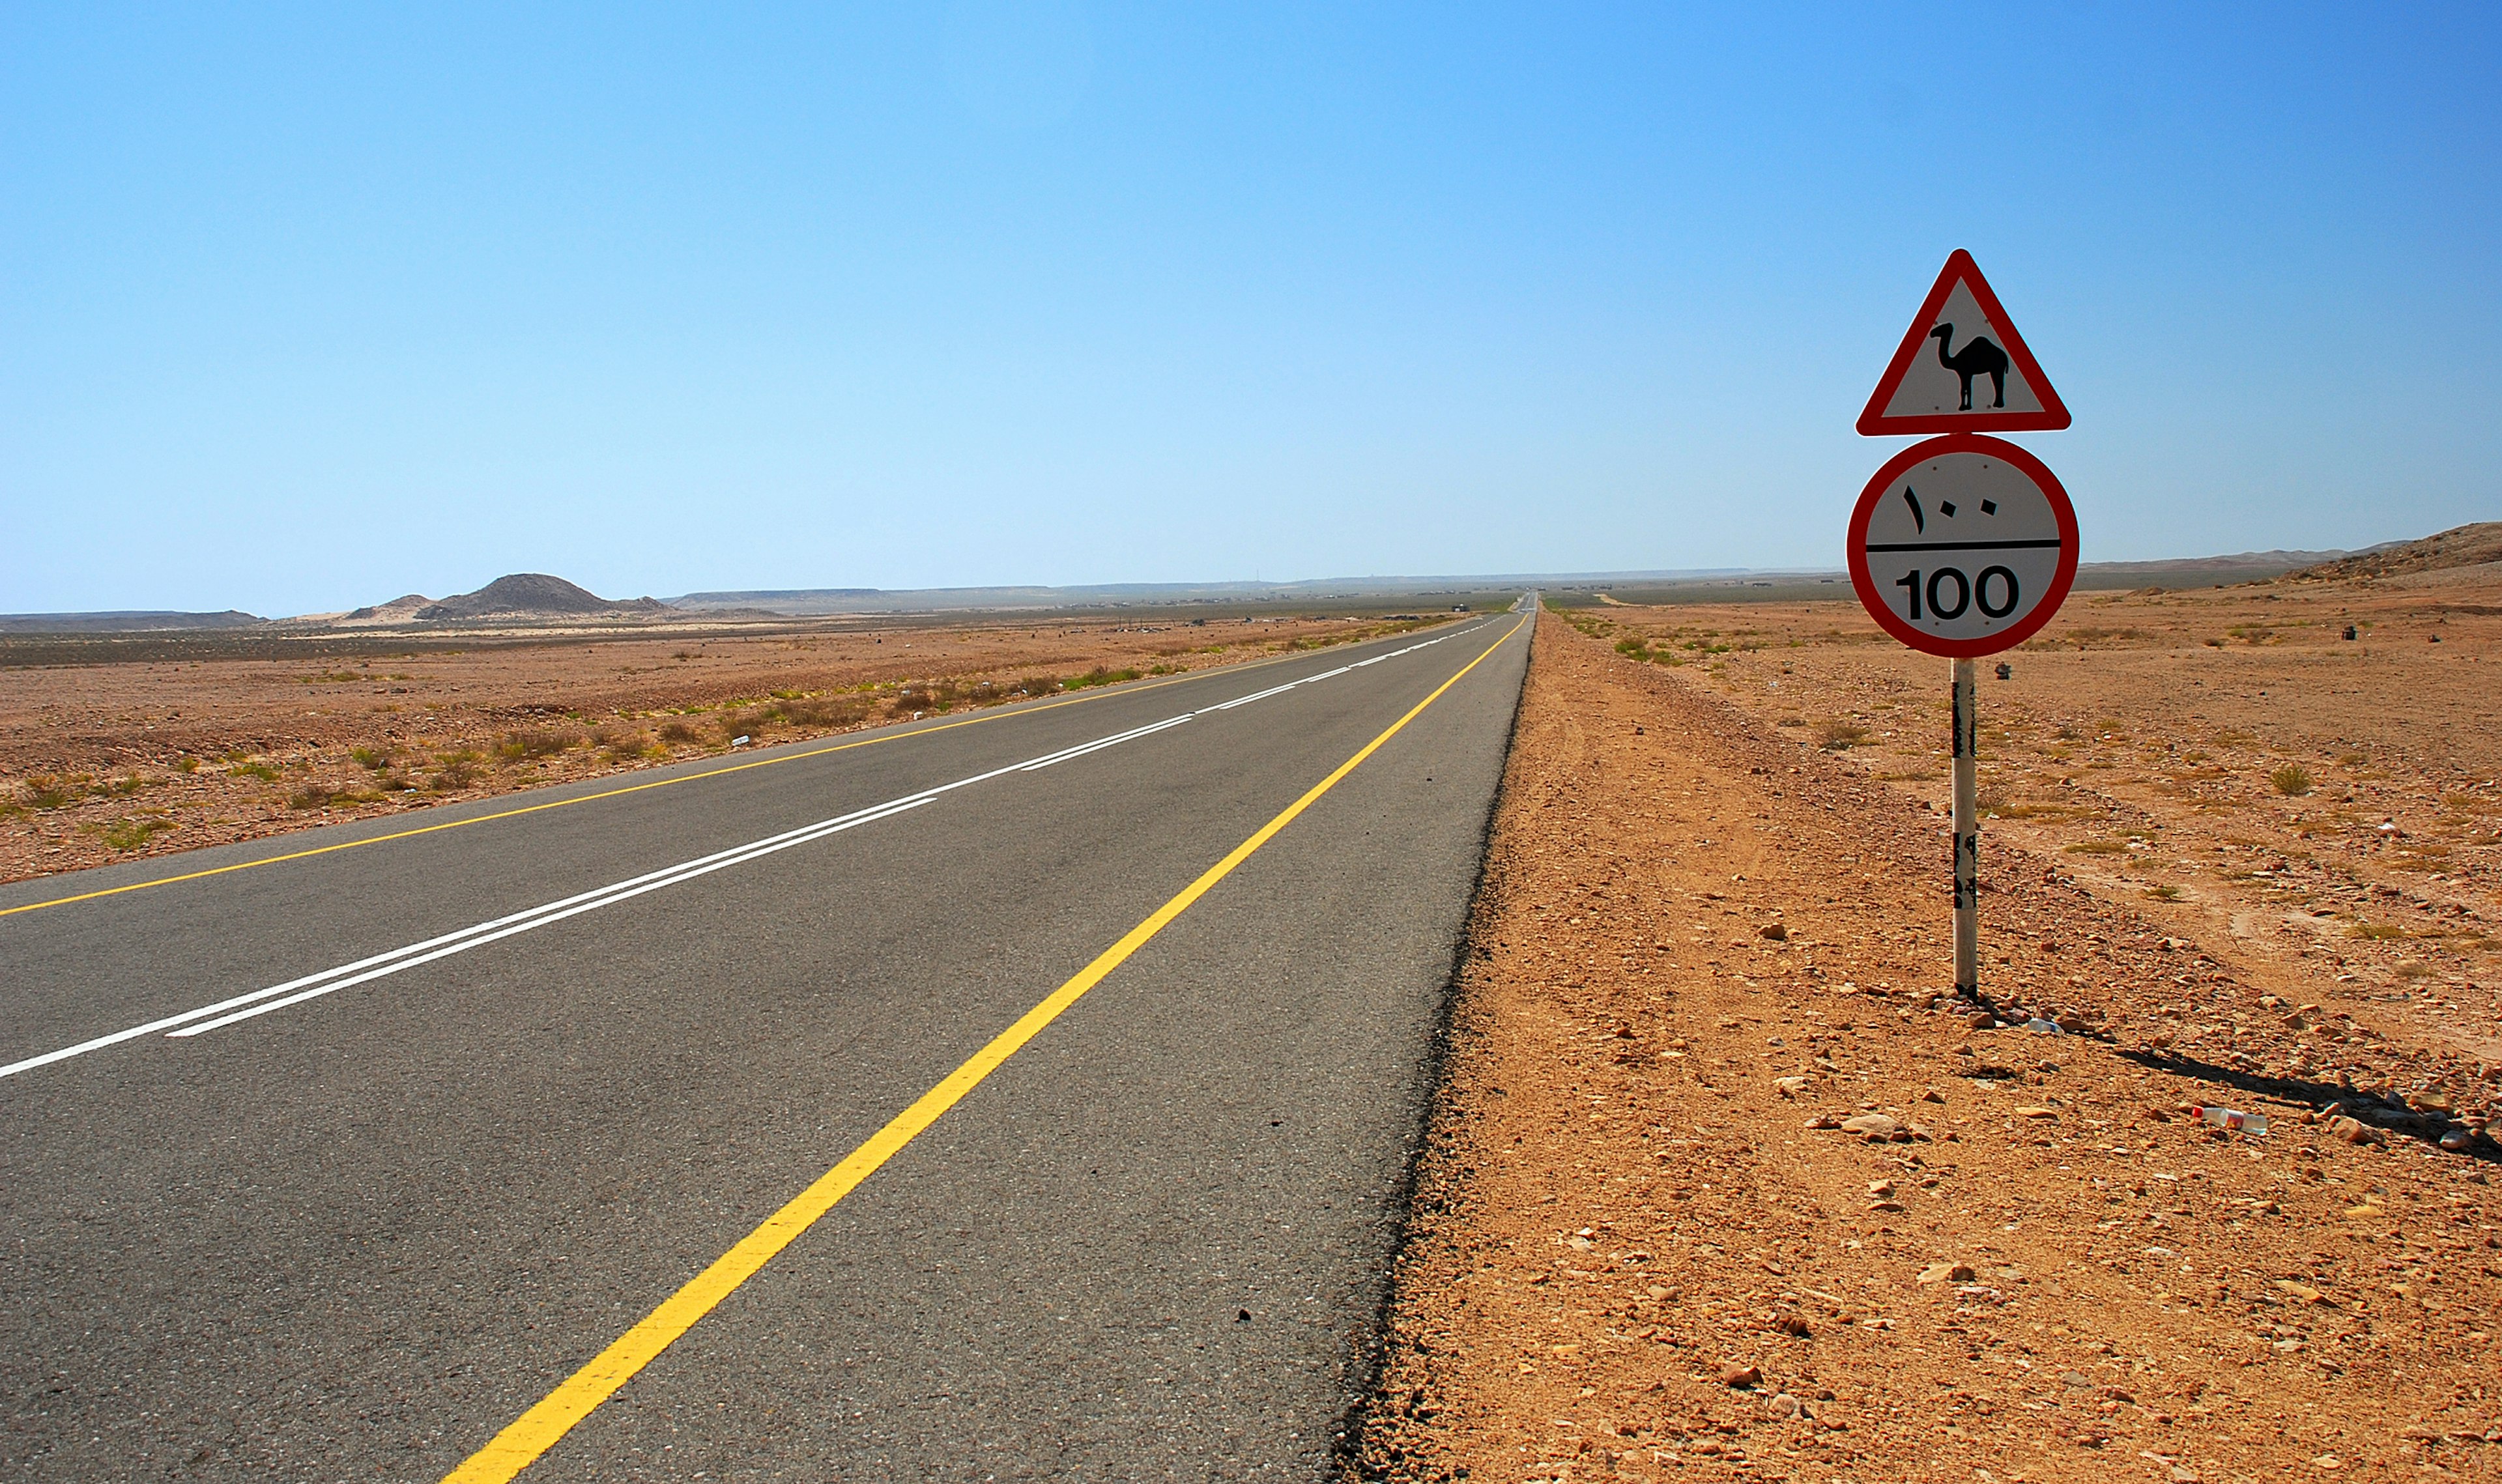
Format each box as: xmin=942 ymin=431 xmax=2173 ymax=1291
xmin=1350 ymin=567 xmax=2501 ymax=1483
xmin=0 ymin=609 xmax=1445 ymax=885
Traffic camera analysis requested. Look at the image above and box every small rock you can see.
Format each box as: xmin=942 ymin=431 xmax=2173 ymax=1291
xmin=1766 ymin=1391 xmax=1804 ymax=1418
xmin=2439 ymin=1127 xmax=2477 ymax=1152
xmin=2016 ymin=1106 xmax=2058 ymax=1120
xmin=1867 ymin=1179 xmax=1897 ymax=1197
xmin=1760 ymin=922 xmax=1788 ymax=941
xmin=1805 ymin=1113 xmax=1843 ymax=1130
xmin=1967 ymin=1011 xmax=1996 ymax=1030
xmin=1719 ymin=1363 xmax=1762 ymax=1388
xmin=1916 ymin=1262 xmax=1976 ymax=1284
xmin=1840 ymin=1113 xmax=1900 ymax=1137
xmin=1774 ymin=1076 xmax=1811 ymax=1098
xmin=1778 ymin=1315 xmax=1812 ymax=1337
xmin=1920 ymin=1087 xmax=1947 ymax=1104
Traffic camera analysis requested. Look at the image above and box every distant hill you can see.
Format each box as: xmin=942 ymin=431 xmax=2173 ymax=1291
xmin=407 ymin=574 xmax=674 ymax=621
xmin=2284 ymin=522 xmax=2502 ymax=582
xmin=0 ymin=609 xmax=266 ymax=635
xmin=338 ymin=593 xmax=436 ymax=623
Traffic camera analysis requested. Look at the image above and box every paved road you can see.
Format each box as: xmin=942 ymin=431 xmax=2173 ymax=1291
xmin=1 ymin=604 xmax=1531 ymax=1481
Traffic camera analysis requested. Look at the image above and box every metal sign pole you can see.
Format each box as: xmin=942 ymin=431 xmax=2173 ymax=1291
xmin=1951 ymin=657 xmax=1979 ymax=999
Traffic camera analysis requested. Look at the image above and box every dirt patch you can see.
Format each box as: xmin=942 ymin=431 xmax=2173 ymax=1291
xmin=0 ymin=612 xmax=1446 ymax=885
xmin=1351 ymin=608 xmax=2501 ymax=1483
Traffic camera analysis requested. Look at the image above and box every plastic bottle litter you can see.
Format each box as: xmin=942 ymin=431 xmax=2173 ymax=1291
xmin=2022 ymin=1018 xmax=2063 ymax=1035
xmin=2191 ymin=1105 xmax=2267 ymax=1135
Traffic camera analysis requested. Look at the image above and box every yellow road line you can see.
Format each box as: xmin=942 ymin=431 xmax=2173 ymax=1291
xmin=440 ymin=616 xmax=1522 ymax=1483
xmin=0 ymin=633 xmax=1450 ymax=920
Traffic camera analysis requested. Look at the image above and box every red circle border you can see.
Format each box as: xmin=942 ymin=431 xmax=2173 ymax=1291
xmin=1845 ymin=434 xmax=2080 ymax=659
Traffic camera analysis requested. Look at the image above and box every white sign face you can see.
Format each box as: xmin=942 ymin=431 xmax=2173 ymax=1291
xmin=1873 ymin=279 xmax=2049 ymax=422
xmin=1847 ymin=435 xmax=2078 ymax=659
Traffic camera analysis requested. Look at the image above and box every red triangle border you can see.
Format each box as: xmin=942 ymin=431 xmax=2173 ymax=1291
xmin=1857 ymin=250 xmax=2071 ymax=436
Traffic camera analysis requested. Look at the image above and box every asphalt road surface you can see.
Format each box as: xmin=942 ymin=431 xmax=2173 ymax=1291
xmin=1 ymin=604 xmax=1532 ymax=1482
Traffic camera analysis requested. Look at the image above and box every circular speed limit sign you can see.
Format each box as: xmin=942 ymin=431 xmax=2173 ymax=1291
xmin=1847 ymin=433 xmax=2078 ymax=658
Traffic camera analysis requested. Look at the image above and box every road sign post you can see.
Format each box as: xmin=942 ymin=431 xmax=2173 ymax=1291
xmin=1850 ymin=252 xmax=2077 ymax=1005
xmin=1953 ymin=656 xmax=1977 ymax=997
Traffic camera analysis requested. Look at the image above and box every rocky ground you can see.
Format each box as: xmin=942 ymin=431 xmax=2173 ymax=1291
xmin=1349 ymin=591 xmax=2501 ymax=1484
xmin=0 ymin=610 xmax=1432 ymax=885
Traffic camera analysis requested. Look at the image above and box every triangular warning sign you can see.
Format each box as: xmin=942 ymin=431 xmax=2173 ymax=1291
xmin=1858 ymin=250 xmax=2070 ymax=435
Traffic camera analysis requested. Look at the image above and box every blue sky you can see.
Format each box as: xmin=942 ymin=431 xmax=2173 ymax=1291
xmin=4 ymin=3 xmax=2496 ymax=615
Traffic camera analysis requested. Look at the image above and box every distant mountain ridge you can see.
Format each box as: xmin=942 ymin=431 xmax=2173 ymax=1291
xmin=2286 ymin=522 xmax=2502 ymax=582
xmin=0 ymin=609 xmax=266 ymax=634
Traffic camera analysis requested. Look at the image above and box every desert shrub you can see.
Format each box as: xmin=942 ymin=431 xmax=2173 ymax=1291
xmin=2271 ymin=765 xmax=2313 ymax=797
xmin=885 ymin=682 xmax=962 ymax=716
xmin=1014 ymin=676 xmax=1061 ymax=696
xmin=175 ymin=756 xmax=199 ymax=773
xmin=287 ymin=782 xmax=337 ymax=810
xmin=597 ymin=730 xmax=655 ymax=763
xmin=22 ymin=775 xmax=82 ymax=810
xmin=659 ymin=720 xmax=702 ymax=744
xmin=429 ymin=751 xmax=483 ymax=790
xmin=1063 ymin=667 xmax=1140 ymax=691
xmin=781 ymin=696 xmax=870 ymax=728
xmin=496 ymin=727 xmax=578 ymax=763
xmin=1814 ymin=720 xmax=1871 ymax=751
xmin=349 ymin=746 xmax=392 ymax=771
xmin=102 ymin=816 xmax=172 ymax=850
xmin=227 ymin=760 xmax=280 ymax=782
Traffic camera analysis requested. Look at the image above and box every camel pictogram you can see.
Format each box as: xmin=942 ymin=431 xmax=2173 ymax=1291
xmin=1929 ymin=322 xmax=2009 ymax=410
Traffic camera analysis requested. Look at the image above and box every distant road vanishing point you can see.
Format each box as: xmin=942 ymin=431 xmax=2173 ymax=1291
xmin=0 ymin=606 xmax=1532 ymax=1480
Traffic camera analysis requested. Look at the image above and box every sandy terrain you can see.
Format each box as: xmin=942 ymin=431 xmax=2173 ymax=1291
xmin=0 ymin=611 xmax=1441 ymax=885
xmin=1349 ymin=592 xmax=2501 ymax=1484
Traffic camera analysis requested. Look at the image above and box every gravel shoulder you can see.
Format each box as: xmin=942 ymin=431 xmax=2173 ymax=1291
xmin=1350 ymin=605 xmax=2501 ymax=1484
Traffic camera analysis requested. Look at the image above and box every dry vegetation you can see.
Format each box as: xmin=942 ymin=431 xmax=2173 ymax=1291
xmin=0 ymin=610 xmax=1451 ymax=884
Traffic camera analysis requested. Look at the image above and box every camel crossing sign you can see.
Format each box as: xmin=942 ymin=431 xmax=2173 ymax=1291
xmin=1856 ymin=250 xmax=2070 ymax=435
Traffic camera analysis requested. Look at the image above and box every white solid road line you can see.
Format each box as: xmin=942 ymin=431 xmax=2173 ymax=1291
xmin=0 ymin=623 xmax=1480 ymax=1081
xmin=166 ymin=797 xmax=940 ymax=1039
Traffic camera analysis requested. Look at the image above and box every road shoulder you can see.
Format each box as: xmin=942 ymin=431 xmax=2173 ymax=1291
xmin=1349 ymin=611 xmax=2501 ymax=1483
